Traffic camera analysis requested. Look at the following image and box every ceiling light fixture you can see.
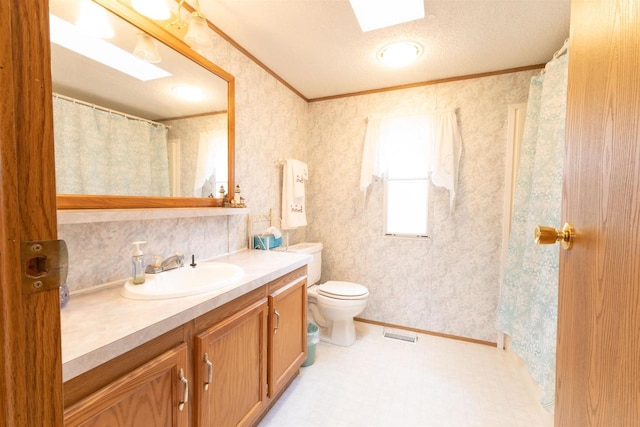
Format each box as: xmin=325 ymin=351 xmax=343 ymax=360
xmin=172 ymin=85 xmax=204 ymax=102
xmin=50 ymin=14 xmax=172 ymax=81
xmin=75 ymin=0 xmax=114 ymax=39
xmin=377 ymin=41 xmax=423 ymax=67
xmin=167 ymin=0 xmax=213 ymax=51
xmin=132 ymin=0 xmax=171 ymax=21
xmin=184 ymin=12 xmax=213 ymax=50
xmin=133 ymin=32 xmax=162 ymax=63
xmin=349 ymin=0 xmax=425 ymax=32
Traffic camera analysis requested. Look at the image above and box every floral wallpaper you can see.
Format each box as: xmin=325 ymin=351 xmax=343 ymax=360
xmin=306 ymin=71 xmax=537 ymax=342
xmin=57 ymin=15 xmax=537 ymax=342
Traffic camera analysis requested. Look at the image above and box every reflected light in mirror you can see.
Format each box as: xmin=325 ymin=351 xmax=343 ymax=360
xmin=172 ymin=85 xmax=205 ymax=101
xmin=132 ymin=0 xmax=171 ymax=21
xmin=49 ymin=14 xmax=172 ymax=81
xmin=134 ymin=31 xmax=162 ymax=63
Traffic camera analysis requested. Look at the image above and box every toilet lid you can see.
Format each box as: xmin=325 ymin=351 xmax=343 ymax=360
xmin=318 ymin=281 xmax=368 ymax=299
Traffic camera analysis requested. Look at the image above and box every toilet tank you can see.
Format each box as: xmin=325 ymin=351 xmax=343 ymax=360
xmin=286 ymin=242 xmax=323 ymax=285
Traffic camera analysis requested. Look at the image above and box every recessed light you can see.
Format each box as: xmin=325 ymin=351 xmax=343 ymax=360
xmin=172 ymin=85 xmax=204 ymax=102
xmin=378 ymin=41 xmax=423 ymax=67
xmin=49 ymin=14 xmax=172 ymax=81
xmin=350 ymin=0 xmax=424 ymax=32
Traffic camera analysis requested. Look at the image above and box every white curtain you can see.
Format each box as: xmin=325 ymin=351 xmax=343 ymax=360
xmin=193 ymin=129 xmax=228 ymax=197
xmin=53 ymin=97 xmax=170 ymax=196
xmin=496 ymin=53 xmax=568 ymax=412
xmin=360 ymin=111 xmax=462 ymax=210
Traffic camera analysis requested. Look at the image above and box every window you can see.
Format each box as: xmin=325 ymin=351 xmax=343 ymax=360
xmin=380 ymin=115 xmax=431 ymax=238
xmin=360 ymin=111 xmax=461 ymax=238
xmin=385 ymin=179 xmax=429 ymax=236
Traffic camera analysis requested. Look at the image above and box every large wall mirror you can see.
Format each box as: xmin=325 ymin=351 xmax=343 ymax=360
xmin=50 ymin=0 xmax=234 ymax=209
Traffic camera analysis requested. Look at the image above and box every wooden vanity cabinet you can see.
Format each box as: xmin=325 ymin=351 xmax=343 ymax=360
xmin=64 ymin=343 xmax=189 ymax=427
xmin=267 ymin=275 xmax=307 ymax=398
xmin=63 ymin=266 xmax=308 ymax=427
xmin=193 ymin=299 xmax=268 ymax=427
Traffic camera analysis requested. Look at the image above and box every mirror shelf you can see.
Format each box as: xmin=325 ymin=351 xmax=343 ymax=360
xmin=57 ymin=206 xmax=249 ymax=225
xmin=54 ymin=0 xmax=235 ymax=210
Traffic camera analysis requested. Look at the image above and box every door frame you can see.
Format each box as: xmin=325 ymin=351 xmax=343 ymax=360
xmin=0 ymin=0 xmax=63 ymax=425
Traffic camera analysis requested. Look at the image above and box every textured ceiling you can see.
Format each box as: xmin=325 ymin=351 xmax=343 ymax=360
xmin=199 ymin=0 xmax=571 ymax=99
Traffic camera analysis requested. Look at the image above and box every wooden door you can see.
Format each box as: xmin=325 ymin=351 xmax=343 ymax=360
xmin=268 ymin=277 xmax=307 ymax=398
xmin=555 ymin=0 xmax=640 ymax=424
xmin=0 ymin=0 xmax=63 ymax=425
xmin=64 ymin=344 xmax=189 ymax=427
xmin=194 ymin=299 xmax=267 ymax=427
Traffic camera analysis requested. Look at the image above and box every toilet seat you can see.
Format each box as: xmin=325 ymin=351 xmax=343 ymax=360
xmin=318 ymin=281 xmax=368 ymax=300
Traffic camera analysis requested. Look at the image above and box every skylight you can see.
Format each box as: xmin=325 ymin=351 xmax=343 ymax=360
xmin=349 ymin=0 xmax=425 ymax=32
xmin=49 ymin=14 xmax=172 ymax=82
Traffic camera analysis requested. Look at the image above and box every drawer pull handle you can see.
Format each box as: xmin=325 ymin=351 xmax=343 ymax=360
xmin=274 ymin=309 xmax=280 ymax=335
xmin=204 ymin=353 xmax=213 ymax=391
xmin=178 ymin=368 xmax=188 ymax=411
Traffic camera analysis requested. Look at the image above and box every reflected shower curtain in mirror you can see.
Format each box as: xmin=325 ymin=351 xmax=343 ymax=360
xmin=53 ymin=96 xmax=170 ymax=196
xmin=496 ymin=53 xmax=568 ymax=411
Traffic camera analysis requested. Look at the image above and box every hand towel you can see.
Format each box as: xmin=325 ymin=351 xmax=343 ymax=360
xmin=282 ymin=158 xmax=308 ymax=229
xmin=290 ymin=159 xmax=308 ymax=198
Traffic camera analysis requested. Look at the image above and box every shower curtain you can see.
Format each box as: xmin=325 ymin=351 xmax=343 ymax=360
xmin=496 ymin=53 xmax=568 ymax=411
xmin=53 ymin=96 xmax=170 ymax=196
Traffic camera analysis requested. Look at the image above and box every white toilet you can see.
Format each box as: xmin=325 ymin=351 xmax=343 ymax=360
xmin=287 ymin=242 xmax=369 ymax=347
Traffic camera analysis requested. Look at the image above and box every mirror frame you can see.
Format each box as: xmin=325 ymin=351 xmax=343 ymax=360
xmin=55 ymin=0 xmax=235 ymax=209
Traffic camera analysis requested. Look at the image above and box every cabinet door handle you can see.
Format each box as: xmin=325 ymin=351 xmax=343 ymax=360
xmin=204 ymin=353 xmax=213 ymax=391
xmin=274 ymin=308 xmax=280 ymax=335
xmin=178 ymin=368 xmax=189 ymax=411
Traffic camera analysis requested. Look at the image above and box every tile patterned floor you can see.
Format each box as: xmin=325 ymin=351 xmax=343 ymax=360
xmin=259 ymin=322 xmax=553 ymax=427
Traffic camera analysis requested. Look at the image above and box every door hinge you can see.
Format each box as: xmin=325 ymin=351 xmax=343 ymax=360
xmin=21 ymin=240 xmax=68 ymax=294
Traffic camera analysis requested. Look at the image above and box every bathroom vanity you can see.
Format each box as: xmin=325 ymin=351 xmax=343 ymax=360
xmin=61 ymin=250 xmax=310 ymax=427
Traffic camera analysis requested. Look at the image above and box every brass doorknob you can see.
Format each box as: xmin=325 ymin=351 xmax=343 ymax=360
xmin=534 ymin=222 xmax=575 ymax=250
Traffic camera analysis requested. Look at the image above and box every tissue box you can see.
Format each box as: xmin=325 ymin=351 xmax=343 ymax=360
xmin=253 ymin=234 xmax=282 ymax=250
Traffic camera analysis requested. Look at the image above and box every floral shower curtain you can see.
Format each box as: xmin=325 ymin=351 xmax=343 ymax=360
xmin=496 ymin=53 xmax=568 ymax=411
xmin=53 ymin=96 xmax=170 ymax=196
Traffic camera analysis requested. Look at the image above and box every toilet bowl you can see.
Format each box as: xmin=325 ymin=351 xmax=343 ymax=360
xmin=287 ymin=243 xmax=369 ymax=347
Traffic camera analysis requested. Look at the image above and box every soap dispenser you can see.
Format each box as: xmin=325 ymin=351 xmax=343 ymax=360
xmin=131 ymin=241 xmax=146 ymax=284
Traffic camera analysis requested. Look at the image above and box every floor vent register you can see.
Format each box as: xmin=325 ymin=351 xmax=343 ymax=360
xmin=382 ymin=327 xmax=418 ymax=343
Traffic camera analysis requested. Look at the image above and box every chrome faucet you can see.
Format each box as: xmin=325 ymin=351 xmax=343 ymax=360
xmin=145 ymin=252 xmax=184 ymax=274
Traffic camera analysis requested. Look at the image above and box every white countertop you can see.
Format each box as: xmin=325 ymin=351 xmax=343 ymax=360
xmin=61 ymin=249 xmax=311 ymax=382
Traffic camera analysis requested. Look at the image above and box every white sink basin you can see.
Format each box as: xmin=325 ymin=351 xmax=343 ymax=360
xmin=121 ymin=262 xmax=244 ymax=300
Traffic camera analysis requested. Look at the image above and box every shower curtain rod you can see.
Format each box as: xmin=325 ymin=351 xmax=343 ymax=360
xmin=52 ymin=92 xmax=170 ymax=129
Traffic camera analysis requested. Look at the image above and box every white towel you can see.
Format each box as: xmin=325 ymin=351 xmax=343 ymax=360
xmin=282 ymin=159 xmax=307 ymax=229
xmin=290 ymin=159 xmax=308 ymax=198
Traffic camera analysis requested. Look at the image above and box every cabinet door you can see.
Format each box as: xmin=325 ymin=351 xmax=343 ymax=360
xmin=268 ymin=277 xmax=307 ymax=398
xmin=64 ymin=343 xmax=189 ymax=427
xmin=194 ymin=299 xmax=268 ymax=427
